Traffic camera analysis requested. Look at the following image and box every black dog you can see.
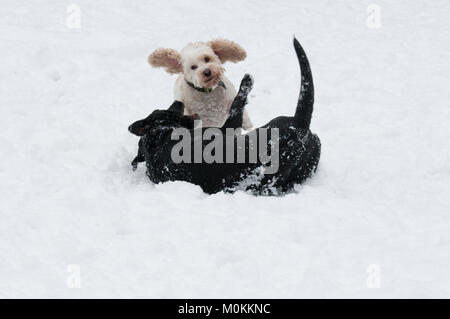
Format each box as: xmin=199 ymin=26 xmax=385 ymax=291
xmin=129 ymin=38 xmax=321 ymax=195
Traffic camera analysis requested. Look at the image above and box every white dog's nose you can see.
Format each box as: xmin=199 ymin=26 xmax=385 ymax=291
xmin=203 ymin=69 xmax=211 ymax=77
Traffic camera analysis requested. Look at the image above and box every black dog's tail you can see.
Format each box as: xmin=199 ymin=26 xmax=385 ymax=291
xmin=293 ymin=37 xmax=314 ymax=129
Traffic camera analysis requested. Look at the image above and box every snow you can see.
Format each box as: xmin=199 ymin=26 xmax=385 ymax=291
xmin=1 ymin=0 xmax=450 ymax=298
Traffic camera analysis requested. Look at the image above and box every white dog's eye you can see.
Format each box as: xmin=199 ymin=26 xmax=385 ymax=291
xmin=204 ymin=57 xmax=210 ymax=63
xmin=191 ymin=65 xmax=198 ymax=70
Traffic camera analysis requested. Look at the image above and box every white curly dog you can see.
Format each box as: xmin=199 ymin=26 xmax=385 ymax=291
xmin=148 ymin=39 xmax=252 ymax=129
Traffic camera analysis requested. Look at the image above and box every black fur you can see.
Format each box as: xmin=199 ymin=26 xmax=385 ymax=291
xmin=129 ymin=38 xmax=321 ymax=195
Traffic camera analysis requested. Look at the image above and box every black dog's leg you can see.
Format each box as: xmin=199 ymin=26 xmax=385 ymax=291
xmin=222 ymin=74 xmax=254 ymax=129
xmin=131 ymin=139 xmax=145 ymax=171
xmin=131 ymin=154 xmax=144 ymax=171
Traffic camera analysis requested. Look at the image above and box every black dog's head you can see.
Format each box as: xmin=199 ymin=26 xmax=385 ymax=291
xmin=128 ymin=101 xmax=199 ymax=136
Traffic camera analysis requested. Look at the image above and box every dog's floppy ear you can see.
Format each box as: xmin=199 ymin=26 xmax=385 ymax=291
xmin=180 ymin=114 xmax=199 ymax=130
xmin=208 ymin=39 xmax=247 ymax=63
xmin=167 ymin=101 xmax=185 ymax=115
xmin=148 ymin=48 xmax=182 ymax=74
xmin=128 ymin=118 xmax=151 ymax=136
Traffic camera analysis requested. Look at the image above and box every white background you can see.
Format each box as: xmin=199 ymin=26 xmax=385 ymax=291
xmin=0 ymin=0 xmax=449 ymax=297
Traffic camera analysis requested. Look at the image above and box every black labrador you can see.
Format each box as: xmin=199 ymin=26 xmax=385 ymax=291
xmin=128 ymin=38 xmax=321 ymax=195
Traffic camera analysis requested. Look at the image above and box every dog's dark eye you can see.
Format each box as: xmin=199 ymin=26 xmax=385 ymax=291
xmin=204 ymin=57 xmax=210 ymax=63
xmin=191 ymin=65 xmax=198 ymax=70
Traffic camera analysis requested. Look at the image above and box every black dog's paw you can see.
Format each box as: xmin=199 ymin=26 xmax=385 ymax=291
xmin=131 ymin=154 xmax=145 ymax=171
xmin=238 ymin=74 xmax=254 ymax=96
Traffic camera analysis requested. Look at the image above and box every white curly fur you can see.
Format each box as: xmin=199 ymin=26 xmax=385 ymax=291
xmin=148 ymin=40 xmax=252 ymax=128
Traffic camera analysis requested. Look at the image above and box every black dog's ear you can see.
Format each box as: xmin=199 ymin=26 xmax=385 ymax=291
xmin=180 ymin=114 xmax=199 ymax=129
xmin=167 ymin=101 xmax=184 ymax=115
xmin=128 ymin=118 xmax=151 ymax=136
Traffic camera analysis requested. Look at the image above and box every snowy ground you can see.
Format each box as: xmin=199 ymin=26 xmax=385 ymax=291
xmin=1 ymin=0 xmax=450 ymax=298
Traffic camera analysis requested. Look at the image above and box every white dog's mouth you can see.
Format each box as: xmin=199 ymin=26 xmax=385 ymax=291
xmin=204 ymin=76 xmax=217 ymax=85
xmin=201 ymin=75 xmax=219 ymax=88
